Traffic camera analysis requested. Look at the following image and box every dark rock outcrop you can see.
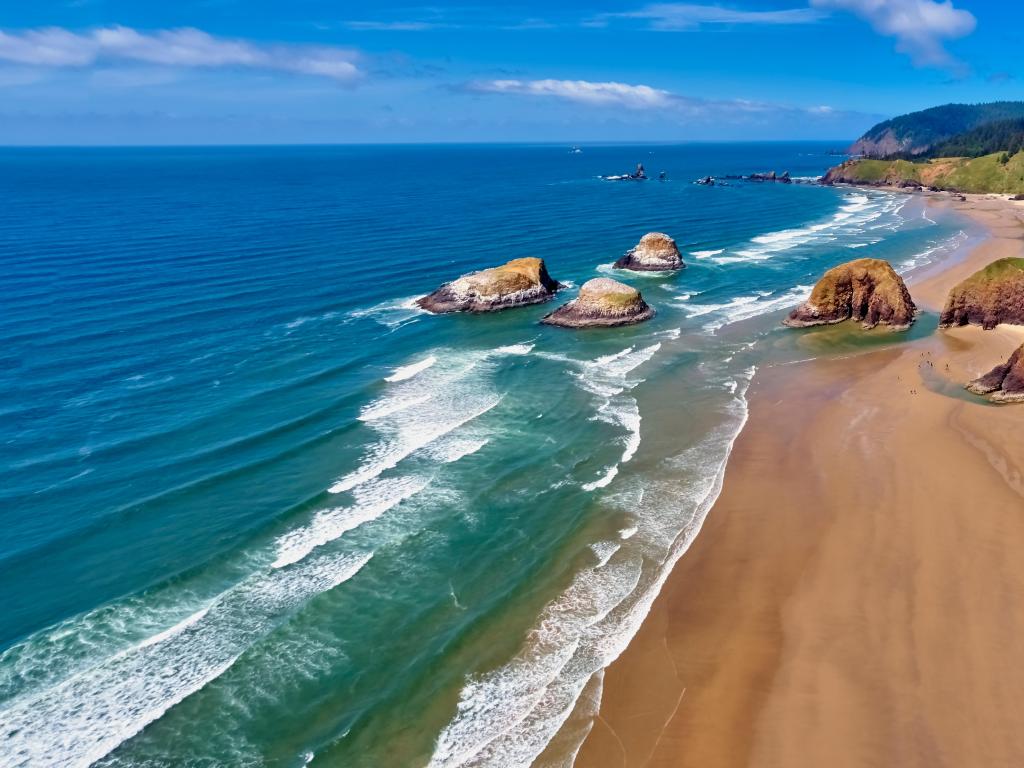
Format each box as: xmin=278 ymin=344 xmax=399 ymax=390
xmin=939 ymin=258 xmax=1024 ymax=329
xmin=783 ymin=258 xmax=916 ymax=330
xmin=418 ymin=257 xmax=561 ymax=314
xmin=542 ymin=277 xmax=654 ymax=328
xmin=614 ymin=232 xmax=685 ymax=272
xmin=966 ymin=344 xmax=1024 ymax=402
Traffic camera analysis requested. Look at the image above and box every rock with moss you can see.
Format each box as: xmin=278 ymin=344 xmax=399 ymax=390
xmin=417 ymin=257 xmax=561 ymax=314
xmin=783 ymin=258 xmax=916 ymax=330
xmin=542 ymin=278 xmax=654 ymax=328
xmin=940 ymin=258 xmax=1024 ymax=329
xmin=614 ymin=232 xmax=684 ymax=272
xmin=966 ymin=344 xmax=1024 ymax=402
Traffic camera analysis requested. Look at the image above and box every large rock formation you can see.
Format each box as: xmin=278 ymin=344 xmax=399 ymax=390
xmin=966 ymin=344 xmax=1024 ymax=402
xmin=939 ymin=258 xmax=1024 ymax=329
xmin=417 ymin=257 xmax=561 ymax=314
xmin=542 ymin=278 xmax=654 ymax=328
xmin=614 ymin=232 xmax=684 ymax=272
xmin=783 ymin=258 xmax=917 ymax=330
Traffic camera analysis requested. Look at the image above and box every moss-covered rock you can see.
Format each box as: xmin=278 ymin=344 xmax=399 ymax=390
xmin=417 ymin=257 xmax=561 ymax=314
xmin=614 ymin=232 xmax=684 ymax=272
xmin=784 ymin=258 xmax=916 ymax=330
xmin=541 ymin=277 xmax=654 ymax=328
xmin=966 ymin=343 xmax=1024 ymax=402
xmin=940 ymin=258 xmax=1024 ymax=329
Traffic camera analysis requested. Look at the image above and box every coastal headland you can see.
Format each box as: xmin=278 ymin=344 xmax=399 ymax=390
xmin=575 ymin=193 xmax=1024 ymax=767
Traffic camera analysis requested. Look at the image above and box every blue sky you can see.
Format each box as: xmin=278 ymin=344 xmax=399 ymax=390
xmin=0 ymin=0 xmax=1019 ymax=144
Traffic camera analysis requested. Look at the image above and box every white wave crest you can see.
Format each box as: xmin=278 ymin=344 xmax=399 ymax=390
xmin=0 ymin=552 xmax=373 ymax=768
xmin=385 ymin=355 xmax=437 ymax=383
xmin=273 ymin=477 xmax=429 ymax=568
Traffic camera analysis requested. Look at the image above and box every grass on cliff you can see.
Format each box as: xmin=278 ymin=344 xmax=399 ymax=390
xmin=841 ymin=151 xmax=1024 ymax=193
xmin=970 ymin=257 xmax=1024 ymax=282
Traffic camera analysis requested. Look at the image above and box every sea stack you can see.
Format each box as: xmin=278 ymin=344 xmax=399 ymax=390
xmin=940 ymin=258 xmax=1024 ymax=329
xmin=966 ymin=344 xmax=1024 ymax=402
xmin=417 ymin=257 xmax=561 ymax=314
xmin=542 ymin=277 xmax=654 ymax=328
xmin=614 ymin=232 xmax=685 ymax=272
xmin=783 ymin=257 xmax=916 ymax=330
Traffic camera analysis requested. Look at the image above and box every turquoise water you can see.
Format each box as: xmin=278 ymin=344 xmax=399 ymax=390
xmin=0 ymin=144 xmax=976 ymax=766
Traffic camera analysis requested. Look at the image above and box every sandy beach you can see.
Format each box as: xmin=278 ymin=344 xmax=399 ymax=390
xmin=576 ymin=194 xmax=1024 ymax=768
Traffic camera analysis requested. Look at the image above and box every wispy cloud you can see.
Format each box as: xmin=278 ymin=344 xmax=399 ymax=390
xmin=0 ymin=26 xmax=362 ymax=82
xmin=466 ymin=77 xmax=866 ymax=127
xmin=344 ymin=21 xmax=449 ymax=31
xmin=810 ymin=0 xmax=975 ymax=70
xmin=592 ymin=3 xmax=824 ymax=30
xmin=468 ymin=78 xmax=674 ymax=108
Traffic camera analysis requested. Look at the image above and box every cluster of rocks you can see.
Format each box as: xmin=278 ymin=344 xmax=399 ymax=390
xmin=722 ymin=171 xmax=793 ymax=184
xmin=417 ymin=232 xmax=684 ymax=328
xmin=417 ymin=230 xmax=1024 ymax=402
xmin=780 ymin=251 xmax=1024 ymax=404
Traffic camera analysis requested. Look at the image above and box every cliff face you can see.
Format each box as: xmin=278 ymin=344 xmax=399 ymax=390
xmin=614 ymin=232 xmax=684 ymax=272
xmin=966 ymin=344 xmax=1024 ymax=402
xmin=542 ymin=277 xmax=654 ymax=328
xmin=784 ymin=258 xmax=916 ymax=330
xmin=848 ymin=128 xmax=924 ymax=159
xmin=417 ymin=257 xmax=561 ymax=314
xmin=940 ymin=258 xmax=1024 ymax=329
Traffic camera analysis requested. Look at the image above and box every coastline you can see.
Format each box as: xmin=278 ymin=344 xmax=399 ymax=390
xmin=574 ymin=193 xmax=1024 ymax=767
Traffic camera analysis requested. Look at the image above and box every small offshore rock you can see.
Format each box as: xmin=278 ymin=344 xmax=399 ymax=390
xmin=418 ymin=257 xmax=561 ymax=314
xmin=542 ymin=277 xmax=654 ymax=328
xmin=614 ymin=232 xmax=685 ymax=272
xmin=784 ymin=258 xmax=916 ymax=330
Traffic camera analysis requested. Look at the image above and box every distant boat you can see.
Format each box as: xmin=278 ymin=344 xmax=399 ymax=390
xmin=569 ymin=146 xmax=583 ymax=154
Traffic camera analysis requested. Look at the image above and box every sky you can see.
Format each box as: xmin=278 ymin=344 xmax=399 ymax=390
xmin=0 ymin=0 xmax=1020 ymax=144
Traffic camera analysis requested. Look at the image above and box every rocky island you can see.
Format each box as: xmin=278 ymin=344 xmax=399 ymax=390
xmin=542 ymin=277 xmax=654 ymax=328
xmin=784 ymin=257 xmax=916 ymax=330
xmin=966 ymin=343 xmax=1024 ymax=402
xmin=417 ymin=257 xmax=561 ymax=314
xmin=614 ymin=232 xmax=685 ymax=272
xmin=939 ymin=257 xmax=1024 ymax=329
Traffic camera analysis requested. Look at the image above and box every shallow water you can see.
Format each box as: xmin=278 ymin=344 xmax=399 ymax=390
xmin=0 ymin=144 xmax=979 ymax=767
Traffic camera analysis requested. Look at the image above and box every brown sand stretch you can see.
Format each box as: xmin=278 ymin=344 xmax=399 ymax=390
xmin=575 ymin=195 xmax=1024 ymax=768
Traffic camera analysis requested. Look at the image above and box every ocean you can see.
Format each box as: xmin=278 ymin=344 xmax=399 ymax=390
xmin=0 ymin=144 xmax=979 ymax=767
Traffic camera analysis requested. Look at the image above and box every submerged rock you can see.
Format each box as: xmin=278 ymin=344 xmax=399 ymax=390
xmin=783 ymin=257 xmax=916 ymax=330
xmin=939 ymin=258 xmax=1024 ymax=330
xmin=966 ymin=344 xmax=1024 ymax=402
xmin=542 ymin=277 xmax=654 ymax=328
xmin=614 ymin=232 xmax=685 ymax=272
xmin=417 ymin=257 xmax=561 ymax=314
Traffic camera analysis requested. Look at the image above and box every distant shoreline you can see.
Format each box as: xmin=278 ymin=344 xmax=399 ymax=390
xmin=574 ymin=193 xmax=1024 ymax=767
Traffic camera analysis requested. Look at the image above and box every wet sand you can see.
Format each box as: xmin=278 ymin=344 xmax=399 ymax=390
xmin=576 ymin=195 xmax=1024 ymax=768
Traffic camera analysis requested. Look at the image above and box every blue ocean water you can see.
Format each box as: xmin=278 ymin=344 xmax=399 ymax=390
xmin=0 ymin=144 xmax=976 ymax=767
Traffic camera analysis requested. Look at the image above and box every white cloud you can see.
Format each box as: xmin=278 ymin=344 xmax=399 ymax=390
xmin=469 ymin=78 xmax=674 ymax=108
xmin=810 ymin=0 xmax=975 ymax=69
xmin=595 ymin=3 xmax=824 ymax=30
xmin=0 ymin=26 xmax=361 ymax=82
